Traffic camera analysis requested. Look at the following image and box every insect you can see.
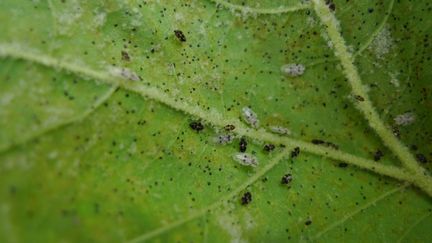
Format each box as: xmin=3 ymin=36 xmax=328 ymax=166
xmin=416 ymin=153 xmax=428 ymax=163
xmin=325 ymin=0 xmax=336 ymax=11
xmin=242 ymin=107 xmax=259 ymax=128
xmin=239 ymin=137 xmax=247 ymax=152
xmin=281 ymin=173 xmax=293 ymax=185
xmin=311 ymin=139 xmax=325 ymax=145
xmin=354 ymin=95 xmax=365 ymax=102
xmin=338 ymin=162 xmax=348 ymax=168
xmin=213 ymin=134 xmax=234 ymax=145
xmin=174 ymin=30 xmax=186 ymax=42
xmin=224 ymin=124 xmax=235 ymax=131
xmin=233 ymin=153 xmax=258 ymax=167
xmin=269 ymin=126 xmax=292 ymax=136
xmin=291 ymin=147 xmax=300 ymax=158
xmin=280 ymin=63 xmax=305 ymax=77
xmin=241 ymin=191 xmax=252 ymax=205
xmin=263 ymin=144 xmax=275 ymax=152
xmin=373 ymin=149 xmax=383 ymax=161
xmin=121 ymin=50 xmax=130 ymax=61
xmin=189 ymin=121 xmax=204 ymax=131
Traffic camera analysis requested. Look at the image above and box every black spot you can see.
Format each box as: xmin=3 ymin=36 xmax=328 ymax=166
xmin=241 ymin=191 xmax=252 ymax=205
xmin=239 ymin=137 xmax=247 ymax=152
xmin=305 ymin=219 xmax=312 ymax=226
xmin=338 ymin=162 xmax=348 ymax=168
xmin=325 ymin=0 xmax=336 ymax=11
xmin=311 ymin=139 xmax=325 ymax=145
xmin=373 ymin=150 xmax=384 ymax=161
xmin=224 ymin=124 xmax=235 ymax=131
xmin=189 ymin=121 xmax=204 ymax=131
xmin=121 ymin=51 xmax=130 ymax=61
xmin=416 ymin=153 xmax=428 ymax=163
xmin=174 ymin=30 xmax=186 ymax=42
xmin=368 ymin=8 xmax=374 ymax=13
xmin=281 ymin=174 xmax=293 ymax=185
xmin=264 ymin=144 xmax=275 ymax=152
xmin=291 ymin=147 xmax=300 ymax=158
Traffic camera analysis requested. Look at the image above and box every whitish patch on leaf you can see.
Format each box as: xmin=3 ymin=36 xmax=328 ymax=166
xmin=233 ymin=153 xmax=258 ymax=167
xmin=280 ymin=63 xmax=305 ymax=77
xmin=217 ymin=210 xmax=246 ymax=243
xmin=242 ymin=107 xmax=259 ymax=128
xmin=394 ymin=112 xmax=415 ymax=126
xmin=108 ymin=66 xmax=140 ymax=81
xmin=369 ymin=26 xmax=393 ymax=59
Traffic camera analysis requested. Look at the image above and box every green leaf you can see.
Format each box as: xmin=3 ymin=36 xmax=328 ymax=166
xmin=0 ymin=0 xmax=431 ymax=242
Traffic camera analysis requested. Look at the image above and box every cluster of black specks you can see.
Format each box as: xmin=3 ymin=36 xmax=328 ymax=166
xmin=281 ymin=174 xmax=293 ymax=185
xmin=241 ymin=191 xmax=252 ymax=205
xmin=291 ymin=147 xmax=300 ymax=158
xmin=263 ymin=144 xmax=275 ymax=152
xmin=174 ymin=30 xmax=186 ymax=42
xmin=189 ymin=121 xmax=204 ymax=132
xmin=325 ymin=0 xmax=335 ymax=11
xmin=239 ymin=137 xmax=247 ymax=152
xmin=416 ymin=153 xmax=428 ymax=163
xmin=373 ymin=149 xmax=383 ymax=161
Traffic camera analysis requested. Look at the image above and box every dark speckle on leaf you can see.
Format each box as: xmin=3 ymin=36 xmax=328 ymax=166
xmin=241 ymin=191 xmax=252 ymax=205
xmin=305 ymin=219 xmax=312 ymax=226
xmin=416 ymin=153 xmax=428 ymax=163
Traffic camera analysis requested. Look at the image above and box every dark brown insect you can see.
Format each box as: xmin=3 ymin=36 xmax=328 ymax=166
xmin=374 ymin=150 xmax=384 ymax=161
xmin=354 ymin=95 xmax=365 ymax=101
xmin=263 ymin=144 xmax=275 ymax=152
xmin=224 ymin=124 xmax=235 ymax=131
xmin=241 ymin=191 xmax=252 ymax=205
xmin=325 ymin=0 xmax=336 ymax=11
xmin=121 ymin=50 xmax=130 ymax=61
xmin=174 ymin=30 xmax=186 ymax=42
xmin=281 ymin=174 xmax=293 ymax=185
xmin=416 ymin=153 xmax=428 ymax=163
xmin=338 ymin=162 xmax=348 ymax=168
xmin=311 ymin=139 xmax=325 ymax=145
xmin=239 ymin=137 xmax=247 ymax=152
xmin=189 ymin=121 xmax=204 ymax=131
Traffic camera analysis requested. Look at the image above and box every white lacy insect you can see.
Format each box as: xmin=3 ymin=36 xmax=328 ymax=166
xmin=233 ymin=153 xmax=258 ymax=167
xmin=280 ymin=63 xmax=305 ymax=77
xmin=213 ymin=134 xmax=235 ymax=145
xmin=242 ymin=107 xmax=259 ymax=128
xmin=269 ymin=126 xmax=292 ymax=136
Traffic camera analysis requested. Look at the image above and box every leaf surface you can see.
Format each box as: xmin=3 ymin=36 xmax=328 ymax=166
xmin=0 ymin=0 xmax=431 ymax=242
